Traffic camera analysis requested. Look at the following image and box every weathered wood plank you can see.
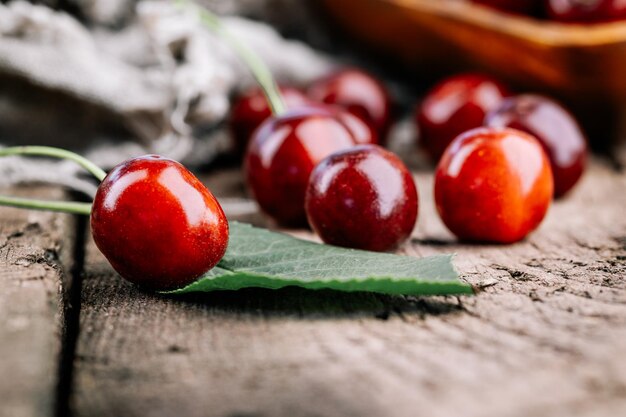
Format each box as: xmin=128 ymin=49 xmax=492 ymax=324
xmin=72 ymin=160 xmax=626 ymax=417
xmin=0 ymin=188 xmax=76 ymax=417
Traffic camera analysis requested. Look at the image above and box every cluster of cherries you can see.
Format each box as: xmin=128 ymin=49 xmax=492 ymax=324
xmin=37 ymin=68 xmax=584 ymax=293
xmin=232 ymin=69 xmax=587 ymax=250
xmin=470 ymin=0 xmax=626 ymax=22
xmin=231 ymin=69 xmax=417 ymax=252
xmin=0 ymin=6 xmax=591 ymax=293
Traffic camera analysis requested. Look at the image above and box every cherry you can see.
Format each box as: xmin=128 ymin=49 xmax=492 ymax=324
xmin=245 ymin=106 xmax=358 ymax=227
xmin=307 ymin=103 xmax=379 ymax=146
xmin=546 ymin=0 xmax=626 ymax=22
xmin=416 ymin=73 xmax=510 ymax=161
xmin=91 ymin=155 xmax=228 ymax=291
xmin=470 ymin=0 xmax=540 ymax=14
xmin=308 ymin=68 xmax=393 ymax=143
xmin=485 ymin=94 xmax=586 ymax=197
xmin=435 ymin=127 xmax=553 ymax=243
xmin=230 ymin=86 xmax=310 ymax=154
xmin=306 ymin=145 xmax=418 ymax=251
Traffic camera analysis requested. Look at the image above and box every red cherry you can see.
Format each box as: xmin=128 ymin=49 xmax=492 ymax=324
xmin=485 ymin=94 xmax=587 ymax=197
xmin=245 ymin=107 xmax=358 ymax=227
xmin=417 ymin=73 xmax=510 ymax=161
xmin=470 ymin=0 xmax=540 ymax=14
xmin=546 ymin=0 xmax=626 ymax=22
xmin=306 ymin=145 xmax=418 ymax=251
xmin=335 ymin=110 xmax=379 ymax=145
xmin=230 ymin=86 xmax=309 ymax=154
xmin=307 ymin=102 xmax=379 ymax=145
xmin=435 ymin=127 xmax=553 ymax=243
xmin=308 ymin=68 xmax=393 ymax=143
xmin=91 ymin=155 xmax=228 ymax=291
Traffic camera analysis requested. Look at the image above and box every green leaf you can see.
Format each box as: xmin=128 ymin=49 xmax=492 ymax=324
xmin=169 ymin=222 xmax=473 ymax=296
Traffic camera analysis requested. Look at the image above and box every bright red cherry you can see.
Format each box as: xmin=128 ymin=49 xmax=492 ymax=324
xmin=230 ymin=86 xmax=309 ymax=154
xmin=91 ymin=155 xmax=228 ymax=291
xmin=306 ymin=145 xmax=418 ymax=251
xmin=417 ymin=73 xmax=510 ymax=161
xmin=245 ymin=107 xmax=358 ymax=227
xmin=470 ymin=0 xmax=540 ymax=14
xmin=308 ymin=68 xmax=393 ymax=143
xmin=435 ymin=128 xmax=553 ymax=243
xmin=546 ymin=0 xmax=626 ymax=22
xmin=485 ymin=94 xmax=587 ymax=197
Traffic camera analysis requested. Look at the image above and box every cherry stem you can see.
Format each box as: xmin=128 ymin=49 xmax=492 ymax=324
xmin=0 ymin=196 xmax=92 ymax=216
xmin=0 ymin=146 xmax=107 ymax=181
xmin=177 ymin=0 xmax=287 ymax=116
xmin=0 ymin=146 xmax=106 ymax=216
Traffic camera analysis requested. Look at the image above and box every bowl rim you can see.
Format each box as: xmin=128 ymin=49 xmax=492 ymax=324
xmin=386 ymin=0 xmax=626 ymax=47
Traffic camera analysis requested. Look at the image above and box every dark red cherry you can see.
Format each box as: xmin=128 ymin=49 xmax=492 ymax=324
xmin=435 ymin=128 xmax=553 ymax=243
xmin=470 ymin=0 xmax=540 ymax=14
xmin=546 ymin=0 xmax=626 ymax=22
xmin=245 ymin=107 xmax=357 ymax=227
xmin=416 ymin=73 xmax=510 ymax=161
xmin=307 ymin=102 xmax=379 ymax=145
xmin=230 ymin=86 xmax=309 ymax=154
xmin=305 ymin=145 xmax=418 ymax=252
xmin=485 ymin=94 xmax=586 ymax=197
xmin=91 ymin=155 xmax=228 ymax=291
xmin=336 ymin=110 xmax=378 ymax=145
xmin=308 ymin=68 xmax=392 ymax=143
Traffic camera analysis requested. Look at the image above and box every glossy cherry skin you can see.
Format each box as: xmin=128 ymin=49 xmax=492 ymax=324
xmin=471 ymin=0 xmax=540 ymax=14
xmin=306 ymin=145 xmax=418 ymax=251
xmin=230 ymin=86 xmax=310 ymax=154
xmin=308 ymin=103 xmax=379 ymax=146
xmin=546 ymin=0 xmax=626 ymax=22
xmin=485 ymin=94 xmax=587 ymax=197
xmin=91 ymin=155 xmax=229 ymax=291
xmin=245 ymin=107 xmax=358 ymax=227
xmin=308 ymin=68 xmax=392 ymax=143
xmin=435 ymin=128 xmax=553 ymax=243
xmin=417 ymin=73 xmax=510 ymax=161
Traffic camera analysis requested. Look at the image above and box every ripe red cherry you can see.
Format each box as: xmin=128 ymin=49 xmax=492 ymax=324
xmin=307 ymin=103 xmax=379 ymax=145
xmin=471 ymin=0 xmax=540 ymax=14
xmin=308 ymin=68 xmax=392 ymax=143
xmin=435 ymin=128 xmax=553 ymax=243
xmin=335 ymin=110 xmax=378 ymax=145
xmin=485 ymin=94 xmax=587 ymax=197
xmin=417 ymin=73 xmax=510 ymax=161
xmin=245 ymin=107 xmax=358 ymax=227
xmin=546 ymin=0 xmax=626 ymax=22
xmin=306 ymin=145 xmax=418 ymax=251
xmin=230 ymin=86 xmax=309 ymax=154
xmin=91 ymin=155 xmax=228 ymax=291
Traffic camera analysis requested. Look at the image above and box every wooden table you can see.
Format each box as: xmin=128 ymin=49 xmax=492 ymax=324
xmin=1 ymin=157 xmax=625 ymax=417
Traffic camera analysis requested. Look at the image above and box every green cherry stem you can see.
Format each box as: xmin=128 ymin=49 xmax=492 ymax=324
xmin=0 ymin=146 xmax=107 ymax=181
xmin=0 ymin=196 xmax=92 ymax=216
xmin=0 ymin=146 xmax=106 ymax=215
xmin=176 ymin=0 xmax=287 ymax=116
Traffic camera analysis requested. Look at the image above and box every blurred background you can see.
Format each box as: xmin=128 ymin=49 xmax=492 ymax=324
xmin=0 ymin=0 xmax=625 ymax=195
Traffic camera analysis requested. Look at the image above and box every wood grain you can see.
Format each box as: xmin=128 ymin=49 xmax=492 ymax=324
xmin=72 ymin=160 xmax=626 ymax=417
xmin=0 ymin=188 xmax=76 ymax=417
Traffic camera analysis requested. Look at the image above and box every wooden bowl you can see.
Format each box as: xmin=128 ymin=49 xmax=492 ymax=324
xmin=320 ymin=0 xmax=626 ymax=106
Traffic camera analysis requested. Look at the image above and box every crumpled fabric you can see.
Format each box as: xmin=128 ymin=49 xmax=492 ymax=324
xmin=0 ymin=0 xmax=332 ymax=193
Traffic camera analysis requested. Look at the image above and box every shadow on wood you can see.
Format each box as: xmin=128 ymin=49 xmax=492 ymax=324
xmin=168 ymin=287 xmax=464 ymax=319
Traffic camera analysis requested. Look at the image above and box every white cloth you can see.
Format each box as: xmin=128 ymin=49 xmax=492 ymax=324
xmin=0 ymin=0 xmax=332 ymax=192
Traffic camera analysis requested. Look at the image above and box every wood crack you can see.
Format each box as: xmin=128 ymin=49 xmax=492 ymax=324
xmin=54 ymin=207 xmax=89 ymax=417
